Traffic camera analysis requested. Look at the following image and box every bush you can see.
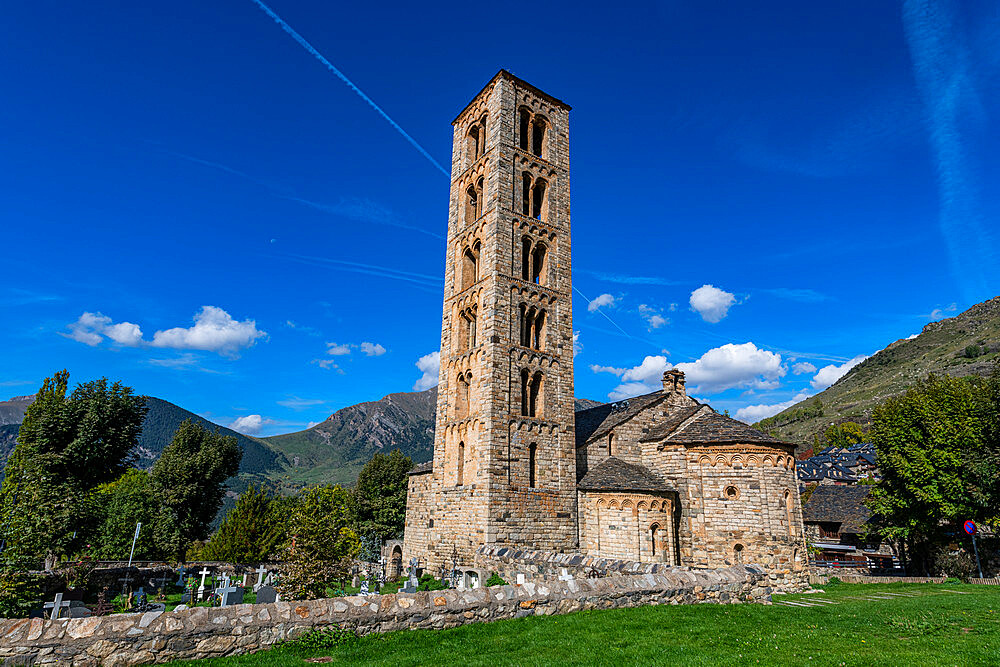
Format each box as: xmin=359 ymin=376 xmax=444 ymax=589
xmin=416 ymin=573 xmax=448 ymax=591
xmin=283 ymin=625 xmax=356 ymax=650
xmin=0 ymin=568 xmax=43 ymax=618
xmin=965 ymin=344 xmax=983 ymax=359
xmin=486 ymin=572 xmax=507 ymax=587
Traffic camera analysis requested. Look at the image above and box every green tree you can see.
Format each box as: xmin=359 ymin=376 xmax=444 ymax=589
xmin=85 ymin=469 xmax=160 ymax=560
xmin=148 ymin=420 xmax=242 ymax=560
xmin=867 ymin=372 xmax=1000 ymax=572
xmin=278 ymin=485 xmax=359 ymax=600
xmin=353 ymin=450 xmax=413 ymax=542
xmin=822 ymin=421 xmax=866 ymax=449
xmin=200 ymin=484 xmax=285 ymax=564
xmin=0 ymin=371 xmax=146 ymax=561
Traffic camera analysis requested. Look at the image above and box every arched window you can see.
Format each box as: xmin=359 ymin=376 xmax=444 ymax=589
xmin=519 ymin=305 xmax=532 ymax=347
xmin=461 ymin=247 xmax=477 ymax=291
xmin=531 ymin=117 xmax=546 ymax=157
xmin=522 ymin=172 xmax=532 ymax=216
xmin=531 ymin=309 xmax=545 ymax=350
xmin=650 ymin=524 xmax=660 ymax=557
xmin=457 ymin=441 xmax=465 ymax=486
xmin=608 ymin=432 xmax=614 ymax=456
xmin=520 ymin=369 xmax=530 ymax=416
xmin=456 ymin=373 xmax=469 ymax=420
xmin=531 ymin=179 xmax=546 ymax=220
xmin=467 ymin=126 xmax=479 ymax=165
xmin=518 ymin=108 xmax=531 ymax=151
xmin=531 ymin=243 xmax=547 ymax=284
xmin=528 ymin=442 xmax=537 ymax=487
xmin=521 ymin=236 xmax=531 ymax=280
xmin=478 ymin=114 xmax=488 ymax=159
xmin=528 ymin=371 xmax=543 ymax=418
xmin=475 ymin=177 xmax=484 ymax=218
xmin=784 ymin=490 xmax=794 ymax=536
xmin=733 ymin=543 xmax=744 ymax=564
xmin=465 ymin=185 xmax=478 ymax=225
xmin=467 ymin=309 xmax=477 ymax=349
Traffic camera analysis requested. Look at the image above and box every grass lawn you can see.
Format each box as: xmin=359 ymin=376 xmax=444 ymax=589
xmin=170 ymin=583 xmax=1000 ymax=666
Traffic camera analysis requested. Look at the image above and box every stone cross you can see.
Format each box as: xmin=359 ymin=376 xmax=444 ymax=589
xmin=43 ymin=593 xmax=71 ymax=620
xmin=198 ymin=568 xmax=212 ymax=588
xmin=174 ymin=567 xmax=187 ymax=587
xmin=253 ymin=565 xmax=268 ymax=592
xmin=241 ymin=572 xmax=250 ymax=587
xmin=218 ymin=586 xmax=243 ymax=607
xmin=217 ymin=574 xmax=231 ymax=591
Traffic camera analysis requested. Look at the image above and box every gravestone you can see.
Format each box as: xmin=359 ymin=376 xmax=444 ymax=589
xmin=253 ymin=565 xmax=268 ymax=592
xmin=179 ymin=592 xmax=191 ymax=604
xmin=241 ymin=572 xmax=250 ymax=587
xmin=174 ymin=566 xmax=187 ymax=588
xmin=255 ymin=585 xmax=278 ymax=604
xmin=65 ymin=606 xmax=92 ymax=619
xmin=197 ymin=567 xmax=212 ymax=602
xmin=402 ymin=558 xmax=419 ymax=593
xmin=173 ymin=604 xmax=189 ymax=612
xmin=351 ymin=574 xmax=360 ymax=588
xmin=218 ymin=586 xmax=243 ymax=607
xmin=43 ymin=593 xmax=71 ymax=620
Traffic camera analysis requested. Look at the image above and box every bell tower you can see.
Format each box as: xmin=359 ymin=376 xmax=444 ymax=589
xmin=413 ymin=71 xmax=578 ymax=569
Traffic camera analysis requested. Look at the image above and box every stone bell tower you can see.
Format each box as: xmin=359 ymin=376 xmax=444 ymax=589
xmin=411 ymin=71 xmax=578 ymax=570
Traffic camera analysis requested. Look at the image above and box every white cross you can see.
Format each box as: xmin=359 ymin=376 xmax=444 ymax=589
xmin=254 ymin=565 xmax=268 ymax=590
xmin=44 ymin=593 xmax=71 ymax=620
xmin=198 ymin=568 xmax=212 ymax=588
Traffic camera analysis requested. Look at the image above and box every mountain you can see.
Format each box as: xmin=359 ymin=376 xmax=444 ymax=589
xmin=262 ymin=388 xmax=438 ymax=488
xmin=0 ymin=394 xmax=287 ymax=482
xmin=757 ymin=296 xmax=1000 ymax=450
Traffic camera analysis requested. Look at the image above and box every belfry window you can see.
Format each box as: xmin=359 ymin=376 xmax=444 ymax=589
xmin=461 ymin=246 xmax=477 ymax=291
xmin=456 ymin=373 xmax=470 ymax=420
xmin=528 ymin=371 xmax=543 ymax=418
xmin=518 ymin=306 xmax=545 ymax=350
xmin=457 ymin=441 xmax=465 ymax=486
xmin=531 ymin=117 xmax=546 ymax=157
xmin=522 ymin=173 xmax=532 ymax=216
xmin=608 ymin=432 xmax=614 ymax=456
xmin=518 ymin=108 xmax=531 ymax=151
xmin=529 ymin=442 xmax=537 ymax=488
xmin=467 ymin=126 xmax=479 ymax=165
xmin=478 ymin=114 xmax=488 ymax=158
xmin=520 ymin=369 xmax=530 ymax=416
xmin=521 ymin=237 xmax=531 ymax=280
xmin=466 ymin=186 xmax=478 ymax=225
xmin=532 ymin=309 xmax=545 ymax=349
xmin=531 ymin=179 xmax=546 ymax=220
xmin=531 ymin=243 xmax=546 ymax=284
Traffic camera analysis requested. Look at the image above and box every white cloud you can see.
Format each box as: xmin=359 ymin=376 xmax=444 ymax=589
xmin=689 ymin=285 xmax=737 ymax=323
xmin=590 ymin=364 xmax=626 ymax=376
xmin=810 ymin=355 xmax=868 ymax=390
xmin=326 ymin=342 xmax=353 ymax=356
xmin=277 ymin=396 xmax=327 ymax=410
xmin=607 ymin=355 xmax=671 ymax=400
xmin=674 ymin=342 xmax=785 ymax=394
xmin=151 ymin=306 xmax=266 ymax=358
xmin=413 ymin=351 xmax=441 ymax=391
xmin=573 ymin=331 xmax=582 ymax=357
xmin=360 ymin=341 xmax=386 ymax=357
xmin=735 ymin=392 xmax=812 ymax=423
xmin=638 ymin=304 xmax=668 ymax=330
xmin=229 ymin=414 xmax=274 ymax=435
xmin=306 ymin=421 xmax=320 ymax=429
xmin=792 ymin=361 xmax=817 ymax=375
xmin=906 ymin=333 xmax=919 ymax=340
xmin=313 ymin=358 xmax=343 ymax=372
xmin=928 ymin=302 xmax=957 ymax=319
xmin=588 ymin=293 xmax=617 ymax=312
xmin=65 ymin=312 xmax=144 ymax=347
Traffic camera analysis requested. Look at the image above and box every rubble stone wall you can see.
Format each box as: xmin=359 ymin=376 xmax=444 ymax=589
xmin=0 ymin=566 xmax=769 ymax=666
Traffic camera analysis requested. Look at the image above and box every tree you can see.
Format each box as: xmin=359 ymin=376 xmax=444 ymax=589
xmin=0 ymin=371 xmax=146 ymax=561
xmin=278 ymin=485 xmax=359 ymax=600
xmin=822 ymin=421 xmax=866 ymax=449
xmin=85 ymin=469 xmax=160 ymax=560
xmin=353 ymin=450 xmax=413 ymax=542
xmin=200 ymin=485 xmax=285 ymax=564
xmin=866 ymin=372 xmax=1000 ymax=572
xmin=148 ymin=420 xmax=242 ymax=560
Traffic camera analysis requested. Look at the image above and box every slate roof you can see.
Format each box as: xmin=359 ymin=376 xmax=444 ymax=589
xmin=577 ymin=457 xmax=674 ymax=493
xmin=573 ymin=391 xmax=667 ymax=447
xmin=409 ymin=461 xmax=433 ymax=475
xmin=660 ymin=410 xmax=792 ymax=446
xmin=639 ymin=405 xmax=705 ymax=442
xmin=802 ymin=485 xmax=873 ymax=534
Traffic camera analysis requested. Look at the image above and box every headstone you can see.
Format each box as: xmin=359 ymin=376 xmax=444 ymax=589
xmin=218 ymin=586 xmax=243 ymax=607
xmin=241 ymin=572 xmax=250 ymax=587
xmin=253 ymin=565 xmax=268 ymax=592
xmin=134 ymin=587 xmax=147 ymax=607
xmin=255 ymin=585 xmax=278 ymax=604
xmin=173 ymin=604 xmax=189 ymax=612
xmin=351 ymin=574 xmax=360 ymax=588
xmin=179 ymin=593 xmax=191 ymax=604
xmin=66 ymin=606 xmax=92 ymax=619
xmin=43 ymin=593 xmax=71 ymax=620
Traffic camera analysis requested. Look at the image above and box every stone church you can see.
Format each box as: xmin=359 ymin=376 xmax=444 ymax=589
xmin=403 ymin=71 xmax=806 ymax=575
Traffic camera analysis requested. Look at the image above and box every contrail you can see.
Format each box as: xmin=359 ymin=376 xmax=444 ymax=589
xmin=249 ymin=0 xmax=449 ymax=177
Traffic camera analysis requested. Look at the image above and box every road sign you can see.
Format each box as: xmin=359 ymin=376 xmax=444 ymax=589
xmin=964 ymin=520 xmax=977 ymax=536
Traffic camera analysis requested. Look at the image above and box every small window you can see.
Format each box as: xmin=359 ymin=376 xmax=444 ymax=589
xmin=478 ymin=114 xmax=488 ymax=158
xmin=520 ymin=369 xmax=530 ymax=416
xmin=522 ymin=173 xmax=532 ymax=216
xmin=457 ymin=441 xmax=465 ymax=486
xmin=531 ymin=244 xmax=546 ymax=285
xmin=608 ymin=433 xmax=614 ymax=456
xmin=521 ymin=237 xmax=531 ymax=280
xmin=531 ymin=117 xmax=546 ymax=157
xmin=528 ymin=442 xmax=537 ymax=487
xmin=531 ymin=179 xmax=546 ymax=220
xmin=528 ymin=371 xmax=543 ymax=418
xmin=733 ymin=543 xmax=744 ymax=564
xmin=650 ymin=524 xmax=660 ymax=557
xmin=461 ymin=247 xmax=477 ymax=290
xmin=724 ymin=485 xmax=739 ymax=500
xmin=518 ymin=108 xmax=531 ymax=150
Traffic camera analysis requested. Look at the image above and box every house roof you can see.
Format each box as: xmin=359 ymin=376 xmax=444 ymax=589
xmin=660 ymin=410 xmax=793 ymax=446
xmin=639 ymin=405 xmax=706 ymax=442
xmin=802 ymin=485 xmax=873 ymax=534
xmin=409 ymin=461 xmax=433 ymax=475
xmin=577 ymin=456 xmax=674 ymax=493
xmin=574 ymin=390 xmax=668 ymax=448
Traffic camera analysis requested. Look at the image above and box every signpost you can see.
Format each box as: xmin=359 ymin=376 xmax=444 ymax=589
xmin=964 ymin=520 xmax=983 ymax=579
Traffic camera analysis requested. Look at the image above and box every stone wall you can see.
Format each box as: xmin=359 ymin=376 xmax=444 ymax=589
xmin=577 ymin=491 xmax=676 ymax=564
xmin=0 ymin=566 xmax=770 ymax=666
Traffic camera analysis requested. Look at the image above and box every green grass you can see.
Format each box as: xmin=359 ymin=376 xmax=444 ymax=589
xmin=169 ymin=583 xmax=1000 ymax=666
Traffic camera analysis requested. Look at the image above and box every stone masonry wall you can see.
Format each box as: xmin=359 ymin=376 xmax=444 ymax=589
xmin=0 ymin=567 xmax=770 ymax=666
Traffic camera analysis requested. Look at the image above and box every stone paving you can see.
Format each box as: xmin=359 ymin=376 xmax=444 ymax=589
xmin=775 ymin=588 xmax=972 ymax=607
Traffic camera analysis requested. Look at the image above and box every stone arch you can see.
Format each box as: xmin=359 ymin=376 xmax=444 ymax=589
xmin=608 ymin=499 xmax=619 ymax=510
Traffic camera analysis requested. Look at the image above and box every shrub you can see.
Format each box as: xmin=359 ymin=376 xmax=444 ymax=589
xmin=416 ymin=573 xmax=448 ymax=591
xmin=965 ymin=344 xmax=983 ymax=359
xmin=0 ymin=568 xmax=43 ymax=618
xmin=283 ymin=625 xmax=356 ymax=650
xmin=486 ymin=572 xmax=507 ymax=587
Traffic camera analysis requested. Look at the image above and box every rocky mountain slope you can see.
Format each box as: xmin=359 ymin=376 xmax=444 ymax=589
xmin=757 ymin=296 xmax=1000 ymax=449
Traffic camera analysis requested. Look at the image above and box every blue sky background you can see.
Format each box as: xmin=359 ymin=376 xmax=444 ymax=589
xmin=3 ymin=0 xmax=998 ymax=434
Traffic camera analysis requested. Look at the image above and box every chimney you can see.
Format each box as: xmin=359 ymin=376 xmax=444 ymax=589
xmin=662 ymin=369 xmax=686 ymax=398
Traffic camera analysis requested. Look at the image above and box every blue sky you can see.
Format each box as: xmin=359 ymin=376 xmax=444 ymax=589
xmin=3 ymin=0 xmax=999 ymax=435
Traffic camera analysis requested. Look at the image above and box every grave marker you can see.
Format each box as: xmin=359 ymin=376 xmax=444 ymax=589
xmin=43 ymin=593 xmax=71 ymax=620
